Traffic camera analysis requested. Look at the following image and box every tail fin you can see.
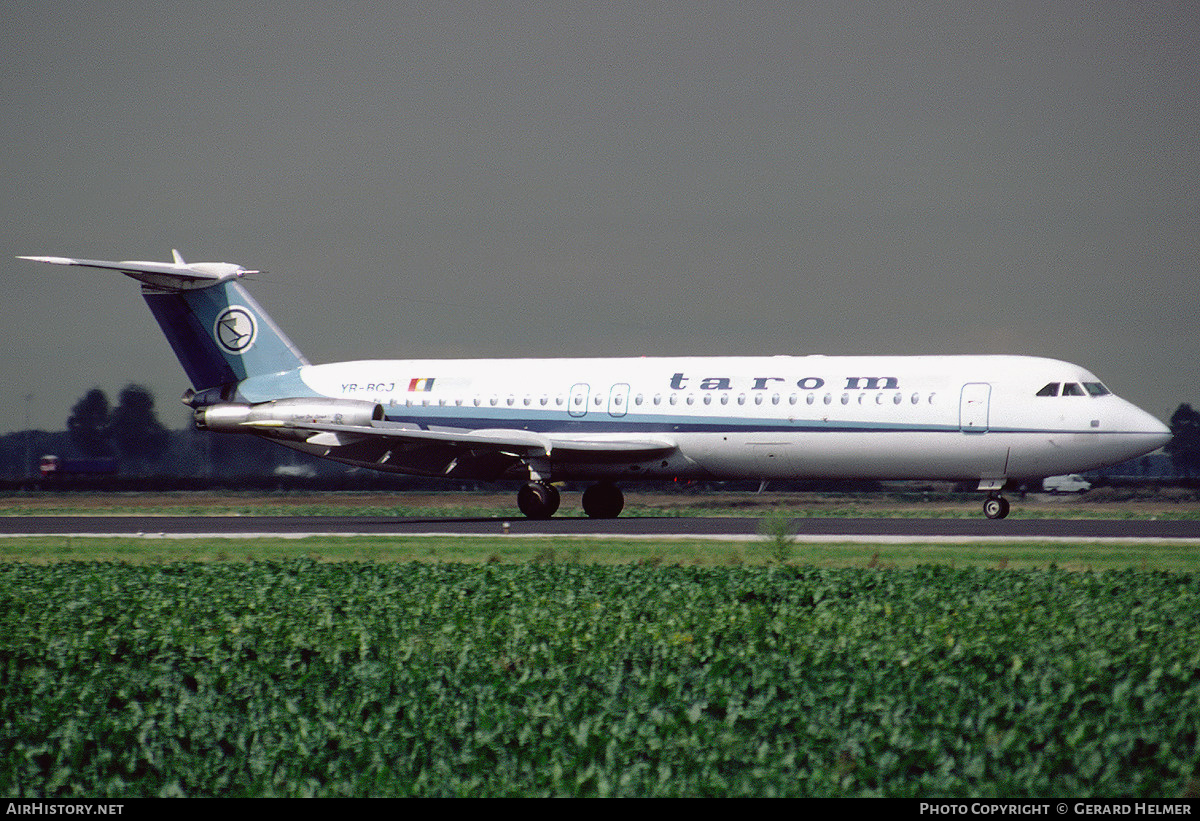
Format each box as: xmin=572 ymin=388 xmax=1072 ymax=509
xmin=19 ymin=252 xmax=309 ymax=390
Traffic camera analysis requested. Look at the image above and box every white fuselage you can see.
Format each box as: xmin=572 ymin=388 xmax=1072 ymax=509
xmin=21 ymin=252 xmax=1171 ymax=515
xmin=238 ymin=353 xmax=1170 ymax=484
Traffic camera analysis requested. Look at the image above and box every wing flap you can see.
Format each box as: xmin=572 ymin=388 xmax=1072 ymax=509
xmin=541 ymin=435 xmax=677 ymax=462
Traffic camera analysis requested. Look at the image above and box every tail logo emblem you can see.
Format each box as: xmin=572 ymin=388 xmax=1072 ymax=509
xmin=214 ymin=306 xmax=257 ymax=354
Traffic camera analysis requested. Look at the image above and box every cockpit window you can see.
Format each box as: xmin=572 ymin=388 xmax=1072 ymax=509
xmin=1038 ymin=381 xmax=1110 ymax=398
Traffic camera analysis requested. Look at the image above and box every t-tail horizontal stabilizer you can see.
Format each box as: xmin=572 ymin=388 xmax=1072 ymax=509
xmin=18 ymin=251 xmax=259 ymax=291
xmin=19 ymin=251 xmax=307 ymax=391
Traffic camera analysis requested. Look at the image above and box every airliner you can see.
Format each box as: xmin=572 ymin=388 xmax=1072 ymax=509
xmin=20 ymin=252 xmax=1171 ymax=519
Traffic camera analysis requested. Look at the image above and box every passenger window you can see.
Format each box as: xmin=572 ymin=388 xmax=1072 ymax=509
xmin=1062 ymin=383 xmax=1084 ymax=396
xmin=1036 ymin=383 xmax=1059 ymax=397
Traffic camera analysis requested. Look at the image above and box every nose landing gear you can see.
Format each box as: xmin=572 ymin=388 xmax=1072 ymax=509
xmin=983 ymin=495 xmax=1010 ymax=520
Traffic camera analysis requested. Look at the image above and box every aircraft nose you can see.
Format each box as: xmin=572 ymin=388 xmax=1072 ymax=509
xmin=1094 ymin=401 xmax=1172 ymax=468
xmin=1127 ymin=403 xmax=1171 ymax=451
xmin=1146 ymin=414 xmax=1172 ymax=450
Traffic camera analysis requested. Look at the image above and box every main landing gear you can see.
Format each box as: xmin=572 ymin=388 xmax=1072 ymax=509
xmin=983 ymin=495 xmax=1011 ymax=520
xmin=581 ymin=482 xmax=624 ymax=519
xmin=516 ymin=481 xmax=625 ymax=519
xmin=517 ymin=482 xmax=560 ymax=519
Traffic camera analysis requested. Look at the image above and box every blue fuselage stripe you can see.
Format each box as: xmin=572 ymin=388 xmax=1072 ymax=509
xmin=378 ymin=409 xmax=1106 ymax=437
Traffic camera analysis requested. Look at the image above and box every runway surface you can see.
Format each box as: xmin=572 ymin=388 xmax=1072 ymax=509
xmin=2 ymin=515 xmax=1199 ymax=541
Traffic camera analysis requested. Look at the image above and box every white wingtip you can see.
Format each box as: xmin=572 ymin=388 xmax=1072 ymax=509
xmin=17 ymin=255 xmax=74 ymax=265
xmin=171 ymin=249 xmax=185 ymax=265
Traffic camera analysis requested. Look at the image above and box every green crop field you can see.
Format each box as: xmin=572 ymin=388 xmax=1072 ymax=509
xmin=3 ymin=533 xmax=1200 ymax=572
xmin=2 ymin=558 xmax=1199 ymax=797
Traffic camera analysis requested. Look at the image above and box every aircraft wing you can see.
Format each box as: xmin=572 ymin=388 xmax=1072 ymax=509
xmin=255 ymin=417 xmax=678 ymax=459
xmin=243 ymin=417 xmax=677 ymax=476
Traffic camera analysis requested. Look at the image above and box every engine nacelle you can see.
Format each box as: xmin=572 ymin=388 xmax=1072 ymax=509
xmin=195 ymin=398 xmax=385 ymax=436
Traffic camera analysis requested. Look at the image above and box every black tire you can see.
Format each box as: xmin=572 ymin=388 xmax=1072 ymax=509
xmin=983 ymin=496 xmax=1010 ymax=520
xmin=582 ymin=483 xmax=624 ymax=518
xmin=518 ymin=482 xmax=560 ymax=519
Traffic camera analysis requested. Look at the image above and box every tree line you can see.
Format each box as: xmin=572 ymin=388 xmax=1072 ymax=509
xmin=0 ymin=385 xmax=337 ymax=481
xmin=51 ymin=388 xmax=1200 ymax=478
xmin=3 ymin=386 xmax=1200 ymax=481
xmin=1167 ymin=404 xmax=1200 ymax=477
xmin=66 ymin=385 xmax=170 ymax=473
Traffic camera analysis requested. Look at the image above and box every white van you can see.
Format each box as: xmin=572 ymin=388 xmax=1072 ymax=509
xmin=1042 ymin=474 xmax=1092 ymax=493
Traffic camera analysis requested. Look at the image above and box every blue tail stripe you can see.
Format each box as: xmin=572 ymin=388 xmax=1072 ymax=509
xmin=143 ymin=290 xmax=238 ymax=389
xmin=142 ymin=280 xmax=308 ymax=390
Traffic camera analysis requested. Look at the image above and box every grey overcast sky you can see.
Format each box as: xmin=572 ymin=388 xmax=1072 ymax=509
xmin=2 ymin=1 xmax=1197 ymax=433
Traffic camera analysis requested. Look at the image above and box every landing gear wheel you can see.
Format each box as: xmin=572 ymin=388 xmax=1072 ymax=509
xmin=582 ymin=483 xmax=624 ymax=518
xmin=983 ymin=496 xmax=1010 ymax=520
xmin=518 ymin=482 xmax=560 ymax=519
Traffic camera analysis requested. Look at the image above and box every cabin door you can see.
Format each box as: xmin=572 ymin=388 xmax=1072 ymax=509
xmin=959 ymin=383 xmax=991 ymax=433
